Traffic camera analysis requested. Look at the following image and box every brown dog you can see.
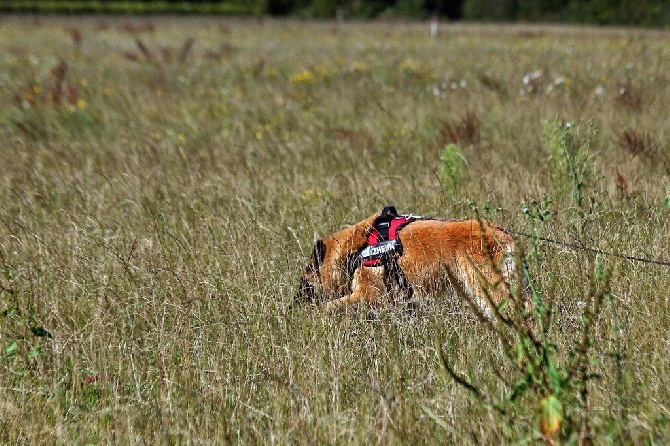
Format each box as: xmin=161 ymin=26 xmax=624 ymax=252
xmin=294 ymin=207 xmax=522 ymax=314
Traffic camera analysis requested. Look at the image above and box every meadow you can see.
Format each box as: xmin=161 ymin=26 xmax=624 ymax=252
xmin=0 ymin=15 xmax=669 ymax=444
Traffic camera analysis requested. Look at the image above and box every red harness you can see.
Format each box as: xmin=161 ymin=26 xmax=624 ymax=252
xmin=361 ymin=213 xmax=415 ymax=267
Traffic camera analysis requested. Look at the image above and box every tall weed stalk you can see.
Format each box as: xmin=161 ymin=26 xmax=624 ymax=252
xmin=437 ymin=143 xmax=464 ymax=205
xmin=544 ymin=119 xmax=598 ymax=236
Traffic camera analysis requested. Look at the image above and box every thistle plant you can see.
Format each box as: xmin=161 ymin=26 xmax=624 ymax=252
xmin=544 ymin=119 xmax=599 ymax=234
xmin=521 ymin=193 xmax=553 ymax=275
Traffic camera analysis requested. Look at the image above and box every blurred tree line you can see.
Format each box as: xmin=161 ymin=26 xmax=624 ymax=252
xmin=156 ymin=0 xmax=670 ymax=26
xmin=460 ymin=0 xmax=669 ymax=26
xmin=260 ymin=0 xmax=669 ymax=25
xmin=142 ymin=0 xmax=670 ymax=25
xmin=2 ymin=0 xmax=668 ymax=25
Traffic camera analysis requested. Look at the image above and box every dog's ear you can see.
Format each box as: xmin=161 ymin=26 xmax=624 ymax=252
xmin=344 ymin=251 xmax=361 ymax=279
xmin=311 ymin=239 xmax=326 ymax=270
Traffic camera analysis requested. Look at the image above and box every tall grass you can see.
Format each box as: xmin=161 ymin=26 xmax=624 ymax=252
xmin=1 ymin=16 xmax=670 ymax=443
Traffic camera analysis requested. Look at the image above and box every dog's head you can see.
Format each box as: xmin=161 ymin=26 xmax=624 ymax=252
xmin=291 ymin=208 xmax=395 ymax=308
xmin=295 ymin=239 xmax=327 ymax=305
xmin=293 ymin=238 xmax=361 ymax=307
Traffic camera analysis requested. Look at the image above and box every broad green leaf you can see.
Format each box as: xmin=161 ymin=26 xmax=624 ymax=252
xmin=5 ymin=341 xmax=18 ymax=357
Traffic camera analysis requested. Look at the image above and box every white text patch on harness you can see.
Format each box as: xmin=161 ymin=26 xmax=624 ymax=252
xmin=360 ymin=240 xmax=398 ymax=262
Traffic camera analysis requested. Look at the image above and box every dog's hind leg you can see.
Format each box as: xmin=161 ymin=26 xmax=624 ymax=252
xmin=323 ymin=266 xmax=386 ymax=310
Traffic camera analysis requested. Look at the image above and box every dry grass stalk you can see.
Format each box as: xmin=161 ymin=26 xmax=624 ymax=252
xmin=440 ymin=110 xmax=481 ymax=146
xmin=618 ymin=129 xmax=655 ymax=158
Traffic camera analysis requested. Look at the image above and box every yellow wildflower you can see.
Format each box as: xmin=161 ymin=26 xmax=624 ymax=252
xmin=290 ymin=70 xmax=315 ymax=84
xmin=400 ymin=58 xmax=418 ymax=72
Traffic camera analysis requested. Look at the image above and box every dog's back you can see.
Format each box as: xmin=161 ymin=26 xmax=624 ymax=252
xmin=394 ymin=219 xmax=516 ymax=307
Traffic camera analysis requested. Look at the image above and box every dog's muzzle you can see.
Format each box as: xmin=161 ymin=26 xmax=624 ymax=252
xmin=291 ymin=276 xmax=317 ymax=309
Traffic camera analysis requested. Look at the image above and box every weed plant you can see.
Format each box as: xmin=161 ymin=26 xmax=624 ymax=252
xmin=437 ymin=143 xmax=464 ymax=204
xmin=1 ymin=17 xmax=670 ymax=444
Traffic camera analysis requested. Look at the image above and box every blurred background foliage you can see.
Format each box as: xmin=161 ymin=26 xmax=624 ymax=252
xmin=1 ymin=0 xmax=668 ymax=26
